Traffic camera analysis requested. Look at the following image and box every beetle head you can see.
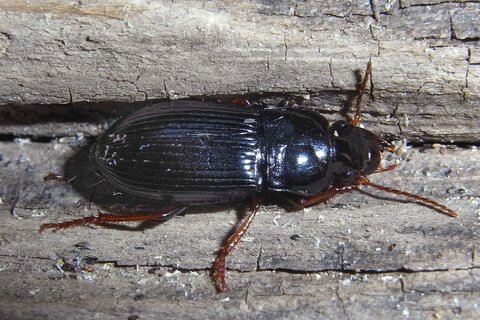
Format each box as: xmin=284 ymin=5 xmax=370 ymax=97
xmin=330 ymin=120 xmax=382 ymax=184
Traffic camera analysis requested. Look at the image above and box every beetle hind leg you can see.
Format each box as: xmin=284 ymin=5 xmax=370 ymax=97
xmin=39 ymin=204 xmax=185 ymax=232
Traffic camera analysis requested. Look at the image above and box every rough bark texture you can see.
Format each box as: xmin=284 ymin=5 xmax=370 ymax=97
xmin=0 ymin=1 xmax=479 ymax=320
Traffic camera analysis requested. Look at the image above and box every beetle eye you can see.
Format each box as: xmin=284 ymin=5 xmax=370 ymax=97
xmin=364 ymin=145 xmax=381 ymax=173
xmin=337 ymin=170 xmax=355 ymax=184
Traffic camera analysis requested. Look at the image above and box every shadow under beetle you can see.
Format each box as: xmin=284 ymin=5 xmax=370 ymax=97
xmin=41 ymin=62 xmax=458 ymax=292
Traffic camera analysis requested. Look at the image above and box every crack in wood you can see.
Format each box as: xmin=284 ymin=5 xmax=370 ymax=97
xmin=336 ymin=284 xmax=351 ymax=320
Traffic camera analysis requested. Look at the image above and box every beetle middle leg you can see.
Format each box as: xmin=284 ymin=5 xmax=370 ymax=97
xmin=230 ymin=98 xmax=252 ymax=108
xmin=40 ymin=205 xmax=185 ymax=232
xmin=211 ymin=196 xmax=262 ymax=292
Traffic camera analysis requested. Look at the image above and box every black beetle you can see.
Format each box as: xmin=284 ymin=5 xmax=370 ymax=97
xmin=41 ymin=62 xmax=457 ymax=292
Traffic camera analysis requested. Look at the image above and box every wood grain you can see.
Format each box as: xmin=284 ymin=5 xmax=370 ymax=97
xmin=0 ymin=1 xmax=479 ymax=319
xmin=0 ymin=133 xmax=479 ymax=319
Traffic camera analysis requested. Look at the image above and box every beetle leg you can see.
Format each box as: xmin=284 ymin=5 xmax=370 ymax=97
xmin=43 ymin=173 xmax=76 ymax=183
xmin=299 ymin=185 xmax=357 ymax=207
xmin=40 ymin=205 xmax=185 ymax=232
xmin=230 ymin=98 xmax=252 ymax=108
xmin=350 ymin=61 xmax=372 ymax=126
xmin=211 ymin=196 xmax=262 ymax=292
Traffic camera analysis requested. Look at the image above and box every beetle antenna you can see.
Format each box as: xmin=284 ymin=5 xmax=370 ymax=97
xmin=357 ymin=176 xmax=458 ymax=218
xmin=351 ymin=61 xmax=372 ymax=126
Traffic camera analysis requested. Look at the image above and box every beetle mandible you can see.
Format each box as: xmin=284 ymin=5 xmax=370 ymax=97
xmin=41 ymin=62 xmax=458 ymax=292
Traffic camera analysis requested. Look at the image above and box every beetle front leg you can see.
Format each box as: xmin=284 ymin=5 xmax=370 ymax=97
xmin=211 ymin=196 xmax=262 ymax=292
xmin=350 ymin=61 xmax=372 ymax=126
xmin=299 ymin=185 xmax=358 ymax=207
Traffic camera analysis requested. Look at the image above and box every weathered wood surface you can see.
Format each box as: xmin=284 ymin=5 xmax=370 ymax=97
xmin=0 ymin=135 xmax=479 ymax=319
xmin=0 ymin=1 xmax=479 ymax=320
xmin=0 ymin=0 xmax=479 ymax=142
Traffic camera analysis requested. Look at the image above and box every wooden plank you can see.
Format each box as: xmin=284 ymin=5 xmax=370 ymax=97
xmin=0 ymin=1 xmax=479 ymax=143
xmin=0 ymin=138 xmax=478 ymax=319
